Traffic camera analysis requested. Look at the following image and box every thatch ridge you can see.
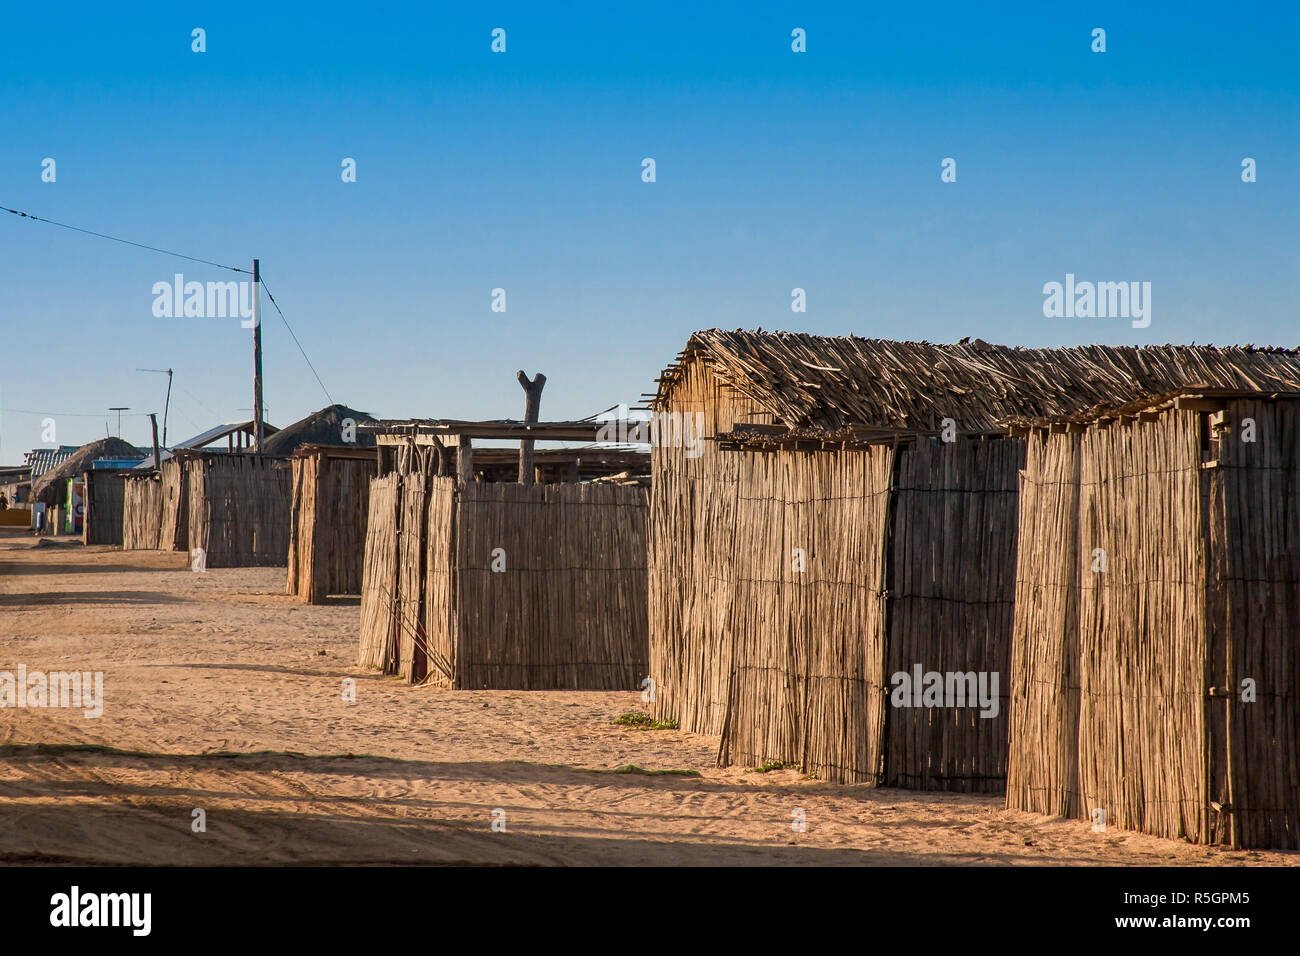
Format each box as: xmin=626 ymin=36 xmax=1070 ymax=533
xmin=261 ymin=404 xmax=378 ymax=457
xmin=653 ymin=330 xmax=1300 ymax=434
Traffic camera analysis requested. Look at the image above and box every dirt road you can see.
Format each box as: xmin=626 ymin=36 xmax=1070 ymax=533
xmin=0 ymin=527 xmax=1289 ymax=865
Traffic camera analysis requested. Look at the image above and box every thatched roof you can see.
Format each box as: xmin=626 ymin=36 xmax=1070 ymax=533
xmin=655 ymin=330 xmax=1300 ymax=436
xmin=30 ymin=437 xmax=143 ymax=506
xmin=261 ymin=404 xmax=377 ymax=457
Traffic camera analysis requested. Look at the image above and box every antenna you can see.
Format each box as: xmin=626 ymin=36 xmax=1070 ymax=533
xmin=136 ymin=368 xmax=174 ymax=447
xmin=108 ymin=407 xmax=130 ymax=438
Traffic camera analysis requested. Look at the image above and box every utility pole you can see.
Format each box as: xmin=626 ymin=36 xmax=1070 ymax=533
xmin=516 ymin=371 xmax=546 ymax=485
xmin=252 ymin=258 xmax=264 ymax=452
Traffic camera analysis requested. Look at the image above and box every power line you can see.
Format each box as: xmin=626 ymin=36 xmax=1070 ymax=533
xmin=175 ymin=384 xmax=223 ymax=422
xmin=0 ymin=407 xmax=153 ymax=418
xmin=1 ymin=203 xmax=247 ymax=273
xmin=3 ymin=202 xmax=335 ymax=415
xmin=258 ymin=276 xmax=335 ymax=408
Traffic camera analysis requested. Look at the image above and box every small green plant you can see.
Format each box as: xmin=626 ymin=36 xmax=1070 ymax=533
xmin=746 ymin=759 xmax=790 ymax=774
xmin=613 ymin=712 xmax=678 ymax=730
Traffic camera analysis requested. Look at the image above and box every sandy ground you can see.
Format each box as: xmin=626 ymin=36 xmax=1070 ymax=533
xmin=0 ymin=526 xmax=1293 ymax=866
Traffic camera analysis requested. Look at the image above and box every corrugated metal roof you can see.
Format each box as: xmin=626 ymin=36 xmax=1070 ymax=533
xmin=132 ymin=420 xmax=281 ymax=469
xmin=172 ymin=420 xmax=258 ymax=450
xmin=24 ymin=446 xmax=78 ymax=480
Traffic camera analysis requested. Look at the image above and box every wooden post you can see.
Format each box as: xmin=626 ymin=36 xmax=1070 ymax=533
xmin=516 ymin=370 xmax=546 ymax=484
xmin=457 ymin=435 xmax=474 ymax=485
xmin=149 ymin=413 xmax=162 ymax=474
xmin=252 ymin=258 xmax=264 ymax=452
xmin=82 ymin=470 xmax=91 ymax=546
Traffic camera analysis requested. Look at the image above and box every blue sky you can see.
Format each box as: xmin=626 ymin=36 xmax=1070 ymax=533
xmin=2 ymin=2 xmax=1297 ymax=462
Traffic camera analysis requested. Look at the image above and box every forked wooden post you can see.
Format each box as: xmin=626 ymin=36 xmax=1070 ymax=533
xmin=457 ymin=435 xmax=474 ymax=485
xmin=148 ymin=413 xmax=161 ymax=475
xmin=516 ymin=370 xmax=546 ymax=484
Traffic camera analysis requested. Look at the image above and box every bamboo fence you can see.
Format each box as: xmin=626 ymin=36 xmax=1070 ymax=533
xmin=122 ymin=473 xmax=162 ymax=550
xmin=187 ymin=455 xmax=292 ymax=568
xmin=359 ymin=472 xmax=648 ymax=690
xmin=122 ymin=458 xmax=188 ymax=552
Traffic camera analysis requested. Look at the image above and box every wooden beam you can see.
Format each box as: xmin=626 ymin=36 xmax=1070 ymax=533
xmin=1176 ymin=396 xmax=1227 ymax=412
xmin=373 ymin=422 xmax=615 ymax=442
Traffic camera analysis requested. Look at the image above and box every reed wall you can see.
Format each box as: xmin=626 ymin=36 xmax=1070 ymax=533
xmin=1209 ymin=398 xmax=1300 ymax=848
xmin=122 ymin=459 xmax=189 ymax=553
xmin=1007 ymin=430 xmax=1083 ymax=818
xmin=647 ymin=356 xmax=774 ymax=732
xmin=453 ymin=481 xmax=647 ymax=690
xmin=1009 ymin=401 xmax=1300 ymax=848
xmin=717 ymin=446 xmax=893 ymax=784
xmin=358 ymin=474 xmax=401 ymax=671
xmin=422 ymin=477 xmax=458 ymax=685
xmin=360 ymin=473 xmax=648 ymax=691
xmin=122 ymin=475 xmax=162 ymax=550
xmin=651 ymin=357 xmax=1024 ymax=787
xmin=83 ymin=471 xmax=126 ymax=546
xmin=288 ymin=452 xmax=377 ymax=602
xmin=187 ymin=455 xmax=292 ymax=568
xmin=884 ymin=438 xmax=1022 ymax=792
xmin=159 ymin=459 xmax=188 ymax=552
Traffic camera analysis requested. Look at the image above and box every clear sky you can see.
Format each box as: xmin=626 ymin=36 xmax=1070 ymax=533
xmin=2 ymin=1 xmax=1296 ymax=463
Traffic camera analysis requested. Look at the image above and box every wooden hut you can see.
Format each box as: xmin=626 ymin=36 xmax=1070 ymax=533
xmin=274 ymin=406 xmax=382 ymax=602
xmin=1007 ymin=389 xmax=1300 ymax=849
xmin=356 ymin=420 xmax=650 ymax=690
xmin=186 ymin=452 xmax=292 ymax=567
xmin=28 ymin=438 xmax=143 ymax=542
xmin=288 ymin=445 xmax=379 ymax=602
xmin=649 ymin=330 xmax=1300 ymax=790
xmin=122 ymin=420 xmax=289 ymax=565
xmin=122 ymin=457 xmax=188 ymax=551
xmin=285 ymin=440 xmax=644 ymax=604
xmin=83 ymin=467 xmax=130 ymax=545
xmin=123 ymin=452 xmax=291 ymax=565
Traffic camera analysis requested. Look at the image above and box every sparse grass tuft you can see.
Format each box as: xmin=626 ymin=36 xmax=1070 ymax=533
xmin=612 ymin=712 xmax=678 ymax=730
xmin=746 ymin=759 xmax=790 ymax=774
